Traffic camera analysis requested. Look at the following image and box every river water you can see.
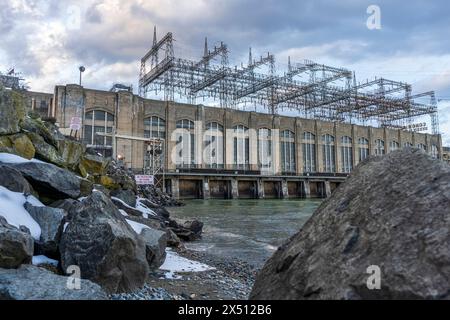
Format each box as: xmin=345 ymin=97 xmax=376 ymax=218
xmin=168 ymin=199 xmax=322 ymax=268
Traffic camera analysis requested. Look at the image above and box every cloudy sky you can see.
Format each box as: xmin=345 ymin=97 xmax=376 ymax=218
xmin=1 ymin=0 xmax=450 ymax=143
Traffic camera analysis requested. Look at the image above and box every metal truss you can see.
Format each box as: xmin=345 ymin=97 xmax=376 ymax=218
xmin=139 ymin=30 xmax=440 ymax=134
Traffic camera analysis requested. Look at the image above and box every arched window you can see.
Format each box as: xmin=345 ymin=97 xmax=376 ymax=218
xmin=390 ymin=141 xmax=400 ymax=152
xmin=258 ymin=128 xmax=272 ymax=171
xmin=374 ymin=139 xmax=385 ymax=156
xmin=204 ymin=122 xmax=224 ymax=169
xmin=431 ymin=145 xmax=439 ymax=159
xmin=83 ymin=110 xmax=114 ymax=158
xmin=417 ymin=143 xmax=427 ymax=151
xmin=322 ymin=134 xmax=335 ymax=173
xmin=175 ymin=119 xmax=195 ymax=168
xmin=302 ymin=132 xmax=316 ymax=173
xmin=341 ymin=136 xmax=353 ymax=173
xmin=281 ymin=130 xmax=296 ymax=173
xmin=358 ymin=138 xmax=369 ymax=162
xmin=144 ymin=116 xmax=165 ymax=139
xmin=233 ymin=125 xmax=249 ymax=170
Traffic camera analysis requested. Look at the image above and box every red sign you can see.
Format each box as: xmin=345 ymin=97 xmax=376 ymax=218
xmin=135 ymin=175 xmax=154 ymax=185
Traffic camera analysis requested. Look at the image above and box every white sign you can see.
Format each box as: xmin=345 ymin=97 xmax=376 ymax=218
xmin=135 ymin=175 xmax=154 ymax=185
xmin=70 ymin=117 xmax=82 ymax=131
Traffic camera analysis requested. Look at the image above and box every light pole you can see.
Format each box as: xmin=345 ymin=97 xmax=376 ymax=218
xmin=79 ymin=66 xmax=85 ymax=86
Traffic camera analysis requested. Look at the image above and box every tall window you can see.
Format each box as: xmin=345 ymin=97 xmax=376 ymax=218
xmin=374 ymin=139 xmax=385 ymax=155
xmin=175 ymin=119 xmax=195 ymax=168
xmin=358 ymin=138 xmax=369 ymax=162
xmin=281 ymin=130 xmax=296 ymax=173
xmin=322 ymin=134 xmax=336 ymax=173
xmin=390 ymin=141 xmax=400 ymax=152
xmin=233 ymin=125 xmax=249 ymax=170
xmin=302 ymin=132 xmax=316 ymax=173
xmin=258 ymin=128 xmax=272 ymax=171
xmin=204 ymin=122 xmax=224 ymax=169
xmin=417 ymin=143 xmax=427 ymax=151
xmin=144 ymin=116 xmax=165 ymax=139
xmin=431 ymin=145 xmax=439 ymax=159
xmin=404 ymin=142 xmax=413 ymax=147
xmin=341 ymin=136 xmax=353 ymax=173
xmin=83 ymin=110 xmax=114 ymax=158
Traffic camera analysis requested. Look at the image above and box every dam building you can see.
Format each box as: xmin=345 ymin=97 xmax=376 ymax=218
xmin=41 ymin=84 xmax=441 ymax=200
xmin=20 ymin=31 xmax=443 ymax=199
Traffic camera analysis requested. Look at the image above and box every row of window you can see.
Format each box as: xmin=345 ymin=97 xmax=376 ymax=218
xmin=82 ymin=112 xmax=439 ymax=171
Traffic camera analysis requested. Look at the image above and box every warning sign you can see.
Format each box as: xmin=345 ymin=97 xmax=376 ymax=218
xmin=70 ymin=117 xmax=82 ymax=131
xmin=135 ymin=175 xmax=154 ymax=185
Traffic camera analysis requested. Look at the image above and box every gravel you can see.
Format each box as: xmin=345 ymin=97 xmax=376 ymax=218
xmin=109 ymin=248 xmax=260 ymax=300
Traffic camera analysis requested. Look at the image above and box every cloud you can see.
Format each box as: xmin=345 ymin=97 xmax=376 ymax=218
xmin=1 ymin=0 xmax=450 ymax=142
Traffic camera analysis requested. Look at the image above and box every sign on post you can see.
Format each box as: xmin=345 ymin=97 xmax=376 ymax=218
xmin=70 ymin=117 xmax=82 ymax=131
xmin=135 ymin=175 xmax=154 ymax=185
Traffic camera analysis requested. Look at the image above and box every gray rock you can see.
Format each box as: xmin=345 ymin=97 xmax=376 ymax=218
xmin=24 ymin=203 xmax=66 ymax=258
xmin=7 ymin=161 xmax=81 ymax=200
xmin=0 ymin=216 xmax=34 ymax=269
xmin=0 ymin=88 xmax=25 ymax=135
xmin=0 ymin=264 xmax=107 ymax=300
xmin=50 ymin=199 xmax=78 ymax=220
xmin=0 ymin=164 xmax=33 ymax=194
xmin=111 ymin=189 xmax=137 ymax=208
xmin=140 ymin=227 xmax=167 ymax=269
xmin=251 ymin=149 xmax=450 ymax=300
xmin=60 ymin=191 xmax=149 ymax=294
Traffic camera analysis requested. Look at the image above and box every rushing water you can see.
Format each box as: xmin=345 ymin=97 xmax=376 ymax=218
xmin=168 ymin=199 xmax=322 ymax=268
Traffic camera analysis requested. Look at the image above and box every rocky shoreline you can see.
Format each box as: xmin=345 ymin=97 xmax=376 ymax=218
xmin=111 ymin=248 xmax=259 ymax=300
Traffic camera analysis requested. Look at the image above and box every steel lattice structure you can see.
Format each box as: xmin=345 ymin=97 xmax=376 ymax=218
xmin=139 ymin=30 xmax=440 ymax=134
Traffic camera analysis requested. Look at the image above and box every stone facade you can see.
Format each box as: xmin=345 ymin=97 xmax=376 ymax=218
xmin=49 ymin=84 xmax=443 ymax=199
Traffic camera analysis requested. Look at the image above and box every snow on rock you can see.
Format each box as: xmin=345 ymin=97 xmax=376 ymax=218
xmin=112 ymin=196 xmax=156 ymax=219
xmin=0 ymin=186 xmax=41 ymax=240
xmin=126 ymin=219 xmax=150 ymax=234
xmin=0 ymin=153 xmax=44 ymax=164
xmin=119 ymin=209 xmax=128 ymax=217
xmin=32 ymin=255 xmax=58 ymax=267
xmin=136 ymin=198 xmax=156 ymax=218
xmin=159 ymin=250 xmax=215 ymax=273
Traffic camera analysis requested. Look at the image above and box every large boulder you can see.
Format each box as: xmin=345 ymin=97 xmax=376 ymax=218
xmin=24 ymin=203 xmax=66 ymax=258
xmin=7 ymin=161 xmax=82 ymax=200
xmin=0 ymin=264 xmax=108 ymax=300
xmin=59 ymin=191 xmax=149 ymax=294
xmin=5 ymin=133 xmax=35 ymax=160
xmin=26 ymin=132 xmax=65 ymax=167
xmin=0 ymin=88 xmax=26 ymax=135
xmin=79 ymin=154 xmax=110 ymax=176
xmin=0 ymin=216 xmax=34 ymax=269
xmin=251 ymin=149 xmax=450 ymax=300
xmin=57 ymin=139 xmax=85 ymax=171
xmin=0 ymin=164 xmax=34 ymax=194
xmin=140 ymin=227 xmax=167 ymax=269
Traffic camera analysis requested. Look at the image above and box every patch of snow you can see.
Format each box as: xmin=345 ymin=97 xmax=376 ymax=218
xmin=0 ymin=153 xmax=45 ymax=164
xmin=159 ymin=250 xmax=215 ymax=273
xmin=78 ymin=196 xmax=87 ymax=202
xmin=63 ymin=222 xmax=69 ymax=233
xmin=162 ymin=271 xmax=183 ymax=280
xmin=32 ymin=255 xmax=58 ymax=267
xmin=25 ymin=195 xmax=45 ymax=207
xmin=112 ymin=196 xmax=156 ymax=219
xmin=126 ymin=219 xmax=150 ymax=234
xmin=119 ymin=209 xmax=128 ymax=217
xmin=0 ymin=186 xmax=41 ymax=240
xmin=111 ymin=197 xmax=134 ymax=209
xmin=135 ymin=199 xmax=156 ymax=218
